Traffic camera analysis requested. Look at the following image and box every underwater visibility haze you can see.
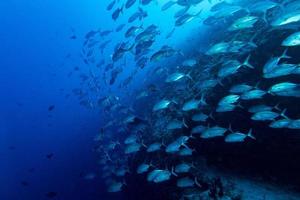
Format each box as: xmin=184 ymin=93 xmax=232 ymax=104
xmin=2 ymin=0 xmax=300 ymax=199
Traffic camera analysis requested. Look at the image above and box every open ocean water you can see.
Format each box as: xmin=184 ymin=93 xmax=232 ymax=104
xmin=1 ymin=0 xmax=300 ymax=200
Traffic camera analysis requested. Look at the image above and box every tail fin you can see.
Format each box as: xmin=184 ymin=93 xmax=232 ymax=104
xmin=217 ymin=79 xmax=224 ymax=86
xmin=171 ymin=166 xmax=178 ymax=177
xmin=274 ymin=103 xmax=281 ymax=111
xmin=182 ymin=118 xmax=189 ymax=128
xmin=209 ymin=112 xmax=215 ymax=120
xmin=247 ymin=129 xmax=256 ymax=140
xmin=280 ymin=49 xmax=291 ymax=60
xmin=228 ymin=124 xmax=233 ymax=133
xmin=141 ymin=140 xmax=147 ymax=148
xmin=195 ymin=177 xmax=202 ymax=187
xmin=280 ymin=108 xmax=288 ymax=119
xmin=200 ymin=94 xmax=208 ymax=106
xmin=242 ymin=55 xmax=254 ymax=69
xmin=237 ymin=102 xmax=244 ymax=109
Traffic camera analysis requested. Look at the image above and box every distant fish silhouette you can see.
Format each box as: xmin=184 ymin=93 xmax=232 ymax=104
xmin=45 ymin=192 xmax=57 ymax=198
xmin=21 ymin=181 xmax=29 ymax=186
xmin=46 ymin=153 xmax=54 ymax=159
xmin=48 ymin=105 xmax=55 ymax=111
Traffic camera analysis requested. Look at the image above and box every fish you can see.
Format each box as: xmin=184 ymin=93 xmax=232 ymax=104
xmin=112 ymin=7 xmax=123 ymax=21
xmin=176 ymin=177 xmax=197 ymax=188
xmin=218 ymin=94 xmax=240 ymax=106
xmin=140 ymin=0 xmax=152 ymax=5
xmin=45 ymin=192 xmax=57 ymax=198
xmin=125 ymin=143 xmax=143 ymax=154
xmin=288 ymin=119 xmax=300 ymax=129
xmin=137 ymin=163 xmax=152 ymax=174
xmin=116 ymin=24 xmax=126 ymax=32
xmin=124 ymin=134 xmax=138 ymax=144
xmin=225 ymin=128 xmax=255 ymax=143
xmin=106 ymin=0 xmax=116 ymax=11
xmin=282 ymin=31 xmax=300 ymax=46
xmin=179 ymin=146 xmax=194 ymax=156
xmin=48 ymin=105 xmax=55 ymax=111
xmin=201 ymin=126 xmax=227 ymax=139
xmin=230 ymin=84 xmax=253 ymax=94
xmin=268 ymin=82 xmax=300 ymax=97
xmin=84 ymin=172 xmax=96 ymax=180
xmin=248 ymin=104 xmax=278 ymax=113
xmin=125 ymin=0 xmax=136 ymax=9
xmin=182 ymin=58 xmax=197 ymax=67
xmin=174 ymin=6 xmax=190 ymax=18
xmin=263 ymin=49 xmax=291 ymax=75
xmin=128 ymin=8 xmax=147 ymax=23
xmin=174 ymin=163 xmax=194 ymax=173
xmin=218 ymin=56 xmax=254 ymax=78
xmin=175 ymin=11 xmax=202 ymax=26
xmin=125 ymin=25 xmax=143 ymax=38
xmin=147 ymin=142 xmax=163 ymax=152
xmin=241 ymin=89 xmax=267 ymax=100
xmin=161 ymin=1 xmax=176 ymax=11
xmin=182 ymin=96 xmax=207 ymax=111
xmin=108 ymin=181 xmax=124 ymax=192
xmin=271 ymin=11 xmax=300 ymax=27
xmin=228 ymin=16 xmax=258 ymax=31
xmin=147 ymin=169 xmax=176 ymax=183
xmin=251 ymin=109 xmax=287 ymax=121
xmin=191 ymin=125 xmax=206 ymax=134
xmin=153 ymin=99 xmax=174 ymax=111
xmin=191 ymin=113 xmax=212 ymax=122
xmin=165 ymin=72 xmax=192 ymax=83
xmin=150 ymin=46 xmax=182 ymax=62
xmin=263 ymin=64 xmax=298 ymax=79
xmin=167 ymin=119 xmax=188 ymax=130
xmin=269 ymin=119 xmax=292 ymax=129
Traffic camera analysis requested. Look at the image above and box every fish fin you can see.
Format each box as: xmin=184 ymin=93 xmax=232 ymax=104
xmin=280 ymin=49 xmax=291 ymax=59
xmin=182 ymin=143 xmax=189 ymax=149
xmin=161 ymin=139 xmax=166 ymax=147
xmin=186 ymin=72 xmax=194 ymax=82
xmin=178 ymin=50 xmax=184 ymax=57
xmin=189 ymin=133 xmax=196 ymax=139
xmin=209 ymin=112 xmax=215 ymax=120
xmin=247 ymin=129 xmax=256 ymax=140
xmin=217 ymin=79 xmax=224 ymax=86
xmin=280 ymin=108 xmax=289 ymax=119
xmin=183 ymin=118 xmax=189 ymax=128
xmin=195 ymin=177 xmax=202 ymax=188
xmin=254 ymin=81 xmax=261 ymax=89
xmin=200 ymin=94 xmax=208 ymax=106
xmin=141 ymin=140 xmax=147 ymax=148
xmin=237 ymin=102 xmax=244 ymax=109
xmin=243 ymin=55 xmax=254 ymax=69
xmin=274 ymin=103 xmax=281 ymax=111
xmin=171 ymin=166 xmax=178 ymax=177
xmin=228 ymin=124 xmax=234 ymax=133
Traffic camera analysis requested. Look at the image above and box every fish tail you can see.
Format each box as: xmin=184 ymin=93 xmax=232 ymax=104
xmin=280 ymin=108 xmax=289 ymax=119
xmin=228 ymin=124 xmax=233 ymax=133
xmin=171 ymin=166 xmax=178 ymax=177
xmin=209 ymin=112 xmax=215 ymax=120
xmin=247 ymin=129 xmax=256 ymax=140
xmin=243 ymin=54 xmax=254 ymax=69
xmin=281 ymin=48 xmax=291 ymax=59
xmin=195 ymin=177 xmax=202 ymax=188
xmin=182 ymin=118 xmax=189 ymax=128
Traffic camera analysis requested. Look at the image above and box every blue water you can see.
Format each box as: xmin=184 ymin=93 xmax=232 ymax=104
xmin=0 ymin=0 xmax=109 ymax=199
xmin=2 ymin=0 xmax=300 ymax=200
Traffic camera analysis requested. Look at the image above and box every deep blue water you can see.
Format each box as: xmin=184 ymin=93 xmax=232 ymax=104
xmin=2 ymin=0 xmax=300 ymax=200
xmin=0 ymin=0 xmax=109 ymax=199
